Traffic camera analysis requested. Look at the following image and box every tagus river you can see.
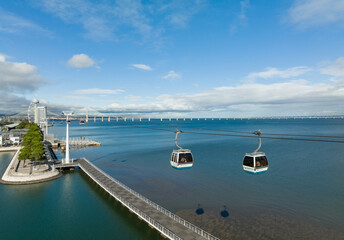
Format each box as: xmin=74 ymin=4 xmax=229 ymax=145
xmin=1 ymin=118 xmax=344 ymax=239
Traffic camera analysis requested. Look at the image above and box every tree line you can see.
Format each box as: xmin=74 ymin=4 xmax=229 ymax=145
xmin=18 ymin=123 xmax=45 ymax=162
xmin=16 ymin=120 xmax=32 ymax=129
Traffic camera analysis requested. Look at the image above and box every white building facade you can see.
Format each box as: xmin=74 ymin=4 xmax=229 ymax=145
xmin=10 ymin=136 xmax=20 ymax=145
xmin=37 ymin=106 xmax=47 ymax=125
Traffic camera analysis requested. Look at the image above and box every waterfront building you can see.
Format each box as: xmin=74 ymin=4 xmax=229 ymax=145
xmin=37 ymin=106 xmax=47 ymax=125
xmin=32 ymin=98 xmax=39 ymax=124
xmin=2 ymin=123 xmax=20 ymax=131
xmin=2 ymin=129 xmax=28 ymax=145
xmin=9 ymin=136 xmax=20 ymax=145
xmin=0 ymin=134 xmax=3 ymax=146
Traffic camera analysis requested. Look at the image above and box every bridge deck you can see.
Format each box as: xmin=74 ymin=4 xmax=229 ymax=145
xmin=54 ymin=161 xmax=79 ymax=169
xmin=77 ymin=158 xmax=219 ymax=240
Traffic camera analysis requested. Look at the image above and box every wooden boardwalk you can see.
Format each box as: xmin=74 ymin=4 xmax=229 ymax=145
xmin=77 ymin=158 xmax=220 ymax=240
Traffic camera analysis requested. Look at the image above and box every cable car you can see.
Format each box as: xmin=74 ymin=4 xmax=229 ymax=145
xmin=243 ymin=130 xmax=268 ymax=174
xmin=170 ymin=129 xmax=194 ymax=169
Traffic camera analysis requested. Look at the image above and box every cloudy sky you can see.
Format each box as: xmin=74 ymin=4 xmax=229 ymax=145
xmin=1 ymin=0 xmax=344 ymax=117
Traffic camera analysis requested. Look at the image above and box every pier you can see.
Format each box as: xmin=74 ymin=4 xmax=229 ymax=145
xmin=50 ymin=137 xmax=101 ymax=149
xmin=63 ymin=158 xmax=219 ymax=240
xmin=1 ymin=145 xmax=61 ymax=184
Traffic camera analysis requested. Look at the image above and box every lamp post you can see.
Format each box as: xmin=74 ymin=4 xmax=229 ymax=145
xmin=62 ymin=111 xmax=73 ymax=164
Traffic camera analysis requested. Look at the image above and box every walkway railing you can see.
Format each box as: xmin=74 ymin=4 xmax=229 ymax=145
xmin=78 ymin=161 xmax=182 ymax=240
xmin=79 ymin=158 xmax=219 ymax=240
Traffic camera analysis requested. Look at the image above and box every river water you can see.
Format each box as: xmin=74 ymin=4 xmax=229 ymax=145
xmin=1 ymin=118 xmax=344 ymax=239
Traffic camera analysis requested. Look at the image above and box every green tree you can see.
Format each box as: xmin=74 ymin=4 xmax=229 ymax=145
xmin=22 ymin=131 xmax=42 ymax=146
xmin=29 ymin=123 xmax=39 ymax=131
xmin=0 ymin=121 xmax=12 ymax=126
xmin=18 ymin=147 xmax=31 ymax=161
xmin=31 ymin=141 xmax=45 ymax=161
xmin=18 ymin=123 xmax=45 ymax=164
xmin=16 ymin=120 xmax=30 ymax=129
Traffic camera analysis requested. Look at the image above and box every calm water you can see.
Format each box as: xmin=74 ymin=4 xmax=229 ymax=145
xmin=0 ymin=152 xmax=162 ymax=239
xmin=1 ymin=119 xmax=344 ymax=239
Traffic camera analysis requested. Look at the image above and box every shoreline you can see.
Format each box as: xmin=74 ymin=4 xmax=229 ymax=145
xmin=0 ymin=146 xmax=21 ymax=152
xmin=0 ymin=146 xmax=62 ymax=185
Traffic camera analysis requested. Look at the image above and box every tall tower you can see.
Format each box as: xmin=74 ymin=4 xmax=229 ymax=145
xmin=86 ymin=107 xmax=89 ymax=123
xmin=33 ymin=98 xmax=39 ymax=124
xmin=37 ymin=106 xmax=47 ymax=125
xmin=62 ymin=111 xmax=74 ymax=164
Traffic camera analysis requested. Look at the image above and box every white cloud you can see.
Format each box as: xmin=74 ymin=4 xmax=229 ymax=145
xmin=0 ymin=55 xmax=45 ymax=92
xmin=0 ymin=7 xmax=51 ymax=36
xmin=0 ymin=93 xmax=31 ymax=115
xmin=74 ymin=88 xmax=125 ymax=95
xmin=34 ymin=0 xmax=153 ymax=41
xmin=3 ymin=78 xmax=344 ymax=116
xmin=238 ymin=0 xmax=250 ymax=20
xmin=321 ymin=57 xmax=344 ymax=77
xmin=67 ymin=54 xmax=95 ymax=68
xmin=288 ymin=0 xmax=344 ymax=27
xmin=230 ymin=0 xmax=250 ymax=34
xmin=34 ymin=0 xmax=204 ymax=42
xmin=162 ymin=70 xmax=181 ymax=80
xmin=126 ymin=95 xmax=143 ymax=101
xmin=167 ymin=14 xmax=189 ymax=28
xmin=163 ymin=1 xmax=206 ymax=28
xmin=0 ymin=54 xmax=6 ymax=62
xmin=64 ymin=95 xmax=94 ymax=100
xmin=248 ymin=66 xmax=311 ymax=80
xmin=106 ymin=79 xmax=344 ymax=116
xmin=131 ymin=64 xmax=153 ymax=71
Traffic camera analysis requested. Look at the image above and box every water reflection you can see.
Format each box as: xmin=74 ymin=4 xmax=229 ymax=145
xmin=195 ymin=204 xmax=204 ymax=215
xmin=220 ymin=205 xmax=229 ymax=218
xmin=177 ymin=208 xmax=344 ymax=240
xmin=48 ymin=119 xmax=344 ymax=237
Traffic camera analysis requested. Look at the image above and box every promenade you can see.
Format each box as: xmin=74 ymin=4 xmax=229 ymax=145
xmin=0 ymin=146 xmax=61 ymax=184
xmin=78 ymin=158 xmax=220 ymax=240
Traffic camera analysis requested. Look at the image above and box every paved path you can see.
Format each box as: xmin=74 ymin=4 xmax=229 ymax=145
xmin=0 ymin=146 xmax=21 ymax=152
xmin=1 ymin=146 xmax=60 ymax=184
xmin=78 ymin=158 xmax=219 ymax=240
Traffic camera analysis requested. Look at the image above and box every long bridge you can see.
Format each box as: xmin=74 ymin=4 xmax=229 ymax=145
xmin=56 ymin=158 xmax=219 ymax=240
xmin=48 ymin=116 xmax=344 ymax=123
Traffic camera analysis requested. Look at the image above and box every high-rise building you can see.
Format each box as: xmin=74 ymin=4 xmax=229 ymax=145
xmin=37 ymin=106 xmax=47 ymax=125
xmin=33 ymin=98 xmax=39 ymax=124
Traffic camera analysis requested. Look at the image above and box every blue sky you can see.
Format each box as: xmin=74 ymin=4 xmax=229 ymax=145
xmin=1 ymin=0 xmax=344 ymax=117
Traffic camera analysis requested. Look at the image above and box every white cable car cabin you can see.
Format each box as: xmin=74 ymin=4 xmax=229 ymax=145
xmin=243 ymin=130 xmax=268 ymax=174
xmin=170 ymin=130 xmax=194 ymax=169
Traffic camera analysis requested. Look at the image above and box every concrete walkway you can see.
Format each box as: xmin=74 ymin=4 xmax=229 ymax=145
xmin=0 ymin=146 xmax=61 ymax=185
xmin=0 ymin=146 xmax=21 ymax=152
xmin=79 ymin=158 xmax=219 ymax=240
